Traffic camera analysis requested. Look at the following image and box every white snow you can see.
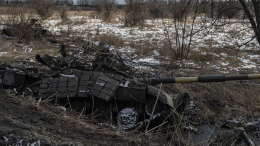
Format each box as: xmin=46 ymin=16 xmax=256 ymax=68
xmin=23 ymin=46 xmax=33 ymax=53
xmin=1 ymin=15 xmax=258 ymax=73
xmin=60 ymin=74 xmax=76 ymax=77
xmin=184 ymin=125 xmax=198 ymax=132
xmin=229 ymin=116 xmax=260 ymax=128
xmin=135 ymin=58 xmax=160 ymax=64
xmin=117 ymin=108 xmax=138 ymax=130
xmin=16 ymin=139 xmax=23 ymax=146
xmin=27 ymin=87 xmax=32 ymax=93
xmin=57 ymin=106 xmax=66 ymax=111
xmin=3 ymin=136 xmax=8 ymax=143
xmin=119 ymin=81 xmax=130 ymax=87
xmin=30 ymin=140 xmax=41 ymax=146
xmin=0 ymin=52 xmax=7 ymax=56
xmin=0 ymin=134 xmax=41 ymax=146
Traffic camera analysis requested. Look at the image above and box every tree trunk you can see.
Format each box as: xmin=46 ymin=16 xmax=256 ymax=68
xmin=239 ymin=0 xmax=260 ymax=46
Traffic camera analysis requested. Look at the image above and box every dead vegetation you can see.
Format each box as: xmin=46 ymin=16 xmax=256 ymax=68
xmin=1 ymin=69 xmax=258 ymax=145
xmin=0 ymin=89 xmax=171 ymax=145
xmin=164 ymin=68 xmax=260 ymax=123
xmin=0 ymin=3 xmax=260 ymax=145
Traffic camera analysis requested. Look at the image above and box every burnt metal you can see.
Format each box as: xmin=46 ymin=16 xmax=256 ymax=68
xmin=59 ymin=44 xmax=68 ymax=58
xmin=2 ymin=40 xmax=260 ymax=132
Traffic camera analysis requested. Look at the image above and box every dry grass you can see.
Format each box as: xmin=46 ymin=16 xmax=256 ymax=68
xmin=0 ymin=37 xmax=61 ymax=64
xmin=188 ymin=51 xmax=218 ymax=62
xmin=2 ymin=89 xmax=187 ymax=145
xmin=0 ymin=2 xmax=257 ymax=118
xmin=0 ymin=6 xmax=10 ymax=15
xmin=164 ymin=68 xmax=260 ymax=124
xmin=0 ymin=3 xmax=259 ymax=135
xmin=67 ymin=10 xmax=93 ymax=17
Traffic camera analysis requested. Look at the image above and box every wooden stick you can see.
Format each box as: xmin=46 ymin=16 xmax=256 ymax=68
xmin=145 ymin=83 xmax=162 ymax=133
xmin=36 ymin=97 xmax=42 ymax=107
xmin=42 ymin=92 xmax=57 ymax=102
xmin=156 ymin=101 xmax=183 ymax=134
xmin=78 ymin=107 xmax=85 ymax=119
xmin=146 ymin=121 xmax=168 ymax=133
xmin=127 ymin=123 xmax=144 ymax=135
xmin=66 ymin=93 xmax=72 ymax=111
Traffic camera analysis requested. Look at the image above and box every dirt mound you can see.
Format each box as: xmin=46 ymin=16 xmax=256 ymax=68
xmin=0 ymin=90 xmax=167 ymax=146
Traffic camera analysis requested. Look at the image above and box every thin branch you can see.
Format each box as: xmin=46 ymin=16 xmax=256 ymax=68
xmin=145 ymin=83 xmax=162 ymax=133
xmin=237 ymin=35 xmax=256 ymax=48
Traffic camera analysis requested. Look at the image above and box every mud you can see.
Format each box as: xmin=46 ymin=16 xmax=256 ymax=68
xmin=0 ymin=90 xmax=167 ymax=146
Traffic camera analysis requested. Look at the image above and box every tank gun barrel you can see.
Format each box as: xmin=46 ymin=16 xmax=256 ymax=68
xmin=137 ymin=74 xmax=260 ymax=84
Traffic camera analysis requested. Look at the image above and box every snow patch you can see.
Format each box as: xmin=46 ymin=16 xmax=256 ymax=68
xmin=0 ymin=52 xmax=7 ymax=56
xmin=119 ymin=81 xmax=130 ymax=87
xmin=23 ymin=46 xmax=33 ymax=53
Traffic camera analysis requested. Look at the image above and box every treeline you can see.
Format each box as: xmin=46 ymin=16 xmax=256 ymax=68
xmin=0 ymin=0 xmax=92 ymax=6
xmin=0 ymin=0 xmax=73 ymax=5
xmin=0 ymin=0 xmax=251 ymax=20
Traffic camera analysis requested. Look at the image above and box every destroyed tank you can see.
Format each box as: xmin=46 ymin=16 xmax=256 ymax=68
xmin=3 ymin=65 xmax=258 ymax=130
xmin=1 ymin=41 xmax=260 ymax=130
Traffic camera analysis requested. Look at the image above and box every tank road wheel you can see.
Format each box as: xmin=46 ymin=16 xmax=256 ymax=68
xmin=117 ymin=107 xmax=139 ymax=130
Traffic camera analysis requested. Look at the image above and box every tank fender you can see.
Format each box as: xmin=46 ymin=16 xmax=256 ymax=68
xmin=147 ymin=85 xmax=174 ymax=108
xmin=115 ymin=86 xmax=146 ymax=103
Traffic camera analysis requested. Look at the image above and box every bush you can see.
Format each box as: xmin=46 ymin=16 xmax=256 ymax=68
xmin=124 ymin=0 xmax=147 ymax=28
xmin=29 ymin=0 xmax=54 ymax=22
xmin=2 ymin=4 xmax=51 ymax=44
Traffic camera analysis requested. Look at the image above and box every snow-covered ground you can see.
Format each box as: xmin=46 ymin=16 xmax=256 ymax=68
xmin=40 ymin=15 xmax=260 ymax=74
xmin=0 ymin=134 xmax=40 ymax=146
xmin=0 ymin=14 xmax=259 ymax=74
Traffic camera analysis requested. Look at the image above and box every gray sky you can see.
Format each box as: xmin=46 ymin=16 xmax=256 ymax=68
xmin=117 ymin=0 xmax=125 ymax=4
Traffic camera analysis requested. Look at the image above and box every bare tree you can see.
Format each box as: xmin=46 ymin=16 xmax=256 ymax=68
xmin=102 ymin=0 xmax=116 ymax=22
xmin=238 ymin=0 xmax=260 ymax=47
xmin=0 ymin=0 xmax=5 ymax=4
xmin=77 ymin=0 xmax=82 ymax=6
xmin=164 ymin=0 xmax=211 ymax=59
xmin=147 ymin=0 xmax=168 ymax=18
xmin=93 ymin=0 xmax=103 ymax=16
xmin=124 ymin=0 xmax=147 ymax=28
xmin=77 ymin=0 xmax=89 ymax=6
xmin=29 ymin=0 xmax=54 ymax=22
xmin=2 ymin=3 xmax=43 ymax=43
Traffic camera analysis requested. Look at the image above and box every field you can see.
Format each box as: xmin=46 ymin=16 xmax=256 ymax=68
xmin=0 ymin=5 xmax=260 ymax=145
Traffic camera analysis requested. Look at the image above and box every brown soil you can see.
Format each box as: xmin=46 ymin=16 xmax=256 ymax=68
xmin=0 ymin=90 xmax=168 ymax=146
